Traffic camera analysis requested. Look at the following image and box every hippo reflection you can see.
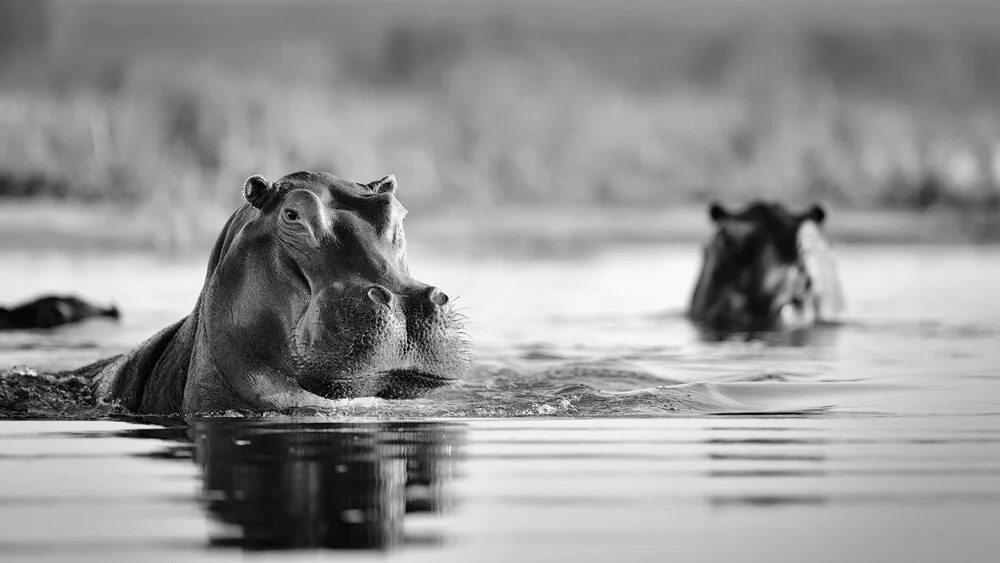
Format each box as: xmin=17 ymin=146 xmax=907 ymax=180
xmin=192 ymin=420 xmax=461 ymax=551
xmin=121 ymin=420 xmax=461 ymax=551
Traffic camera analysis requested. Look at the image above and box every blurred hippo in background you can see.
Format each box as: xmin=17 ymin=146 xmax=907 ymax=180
xmin=688 ymin=201 xmax=845 ymax=334
xmin=72 ymin=171 xmax=470 ymax=414
xmin=0 ymin=295 xmax=120 ymax=330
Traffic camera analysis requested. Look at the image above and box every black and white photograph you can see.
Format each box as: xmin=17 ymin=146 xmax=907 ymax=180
xmin=1 ymin=0 xmax=998 ymax=561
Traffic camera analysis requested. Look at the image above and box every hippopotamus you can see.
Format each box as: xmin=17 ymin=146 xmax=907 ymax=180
xmin=0 ymin=296 xmax=120 ymax=330
xmin=77 ymin=171 xmax=470 ymax=414
xmin=688 ymin=201 xmax=844 ymax=333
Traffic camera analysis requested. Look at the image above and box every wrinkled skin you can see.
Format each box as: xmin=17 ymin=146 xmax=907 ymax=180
xmin=0 ymin=295 xmax=119 ymax=330
xmin=81 ymin=171 xmax=470 ymax=414
xmin=688 ymin=201 xmax=844 ymax=334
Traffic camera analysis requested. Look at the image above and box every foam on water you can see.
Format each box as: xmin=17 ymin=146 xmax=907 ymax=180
xmin=2 ymin=360 xmax=868 ymax=419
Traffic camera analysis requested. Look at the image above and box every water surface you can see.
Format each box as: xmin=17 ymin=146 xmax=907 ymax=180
xmin=1 ymin=244 xmax=998 ymax=561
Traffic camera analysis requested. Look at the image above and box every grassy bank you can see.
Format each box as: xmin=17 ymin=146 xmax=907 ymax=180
xmin=2 ymin=0 xmax=1000 ymax=247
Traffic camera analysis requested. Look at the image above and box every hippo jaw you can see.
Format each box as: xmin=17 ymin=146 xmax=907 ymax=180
xmin=299 ymin=369 xmax=462 ymax=401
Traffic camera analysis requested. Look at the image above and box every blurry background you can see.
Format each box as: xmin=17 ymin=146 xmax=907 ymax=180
xmin=2 ymin=0 xmax=999 ymax=252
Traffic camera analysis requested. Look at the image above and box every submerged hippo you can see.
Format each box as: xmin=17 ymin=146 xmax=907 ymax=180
xmin=0 ymin=296 xmax=120 ymax=330
xmin=688 ymin=201 xmax=844 ymax=333
xmin=76 ymin=171 xmax=470 ymax=414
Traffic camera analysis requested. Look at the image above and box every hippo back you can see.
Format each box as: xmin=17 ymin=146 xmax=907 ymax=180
xmin=85 ymin=206 xmax=255 ymax=413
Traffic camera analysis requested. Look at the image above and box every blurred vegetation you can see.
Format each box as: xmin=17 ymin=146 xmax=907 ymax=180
xmin=2 ymin=0 xmax=1000 ymax=245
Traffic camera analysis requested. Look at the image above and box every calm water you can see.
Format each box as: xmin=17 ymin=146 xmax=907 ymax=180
xmin=1 ymin=244 xmax=999 ymax=562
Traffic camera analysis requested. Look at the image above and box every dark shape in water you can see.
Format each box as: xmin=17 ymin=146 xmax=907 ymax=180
xmin=688 ymin=200 xmax=845 ymax=336
xmin=0 ymin=295 xmax=120 ymax=330
xmin=126 ymin=420 xmax=462 ymax=551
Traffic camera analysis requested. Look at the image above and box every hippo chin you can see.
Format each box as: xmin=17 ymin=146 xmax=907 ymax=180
xmin=84 ymin=171 xmax=470 ymax=414
xmin=688 ymin=200 xmax=845 ymax=334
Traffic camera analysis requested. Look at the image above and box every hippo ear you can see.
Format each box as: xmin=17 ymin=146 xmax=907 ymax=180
xmin=803 ymin=203 xmax=826 ymax=225
xmin=243 ymin=175 xmax=273 ymax=209
xmin=368 ymin=174 xmax=397 ymax=194
xmin=708 ymin=201 xmax=730 ymax=223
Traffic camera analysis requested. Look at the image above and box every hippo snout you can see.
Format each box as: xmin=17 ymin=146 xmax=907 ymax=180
xmin=365 ymin=284 xmax=451 ymax=317
xmin=292 ymin=280 xmax=469 ymax=399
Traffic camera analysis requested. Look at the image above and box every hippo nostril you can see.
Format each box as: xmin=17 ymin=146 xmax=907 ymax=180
xmin=367 ymin=286 xmax=392 ymax=307
xmin=428 ymin=288 xmax=449 ymax=307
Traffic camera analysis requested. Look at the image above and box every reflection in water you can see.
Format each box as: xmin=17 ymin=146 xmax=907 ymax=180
xmin=696 ymin=323 xmax=843 ymax=347
xmin=704 ymin=426 xmax=831 ymax=508
xmin=128 ymin=420 xmax=462 ymax=552
xmin=193 ymin=420 xmax=461 ymax=551
xmin=711 ymin=495 xmax=828 ymax=507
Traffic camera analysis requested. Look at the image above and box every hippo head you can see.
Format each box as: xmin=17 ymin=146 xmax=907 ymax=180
xmin=689 ymin=201 xmax=831 ymax=333
xmin=202 ymin=171 xmax=470 ymax=402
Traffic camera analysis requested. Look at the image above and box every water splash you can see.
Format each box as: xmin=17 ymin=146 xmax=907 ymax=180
xmin=0 ymin=359 xmax=867 ymax=420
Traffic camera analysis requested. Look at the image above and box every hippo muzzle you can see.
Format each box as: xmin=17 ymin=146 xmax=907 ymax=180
xmin=293 ymin=281 xmax=468 ymax=399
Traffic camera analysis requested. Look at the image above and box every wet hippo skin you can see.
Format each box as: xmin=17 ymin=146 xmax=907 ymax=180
xmin=72 ymin=171 xmax=470 ymax=414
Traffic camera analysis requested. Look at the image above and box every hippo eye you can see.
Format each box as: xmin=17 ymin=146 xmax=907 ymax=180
xmin=282 ymin=209 xmax=299 ymax=221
